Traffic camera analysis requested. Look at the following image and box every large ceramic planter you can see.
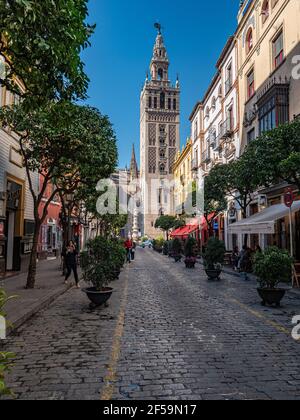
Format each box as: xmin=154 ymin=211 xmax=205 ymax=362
xmin=83 ymin=287 xmax=114 ymax=307
xmin=257 ymin=288 xmax=286 ymax=307
xmin=205 ymin=269 xmax=222 ymax=281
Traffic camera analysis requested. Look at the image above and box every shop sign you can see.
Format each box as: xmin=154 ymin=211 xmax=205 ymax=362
xmin=284 ymin=188 xmax=294 ymax=208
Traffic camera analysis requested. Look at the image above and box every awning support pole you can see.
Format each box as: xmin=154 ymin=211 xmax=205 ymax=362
xmin=289 ymin=207 xmax=294 ymax=257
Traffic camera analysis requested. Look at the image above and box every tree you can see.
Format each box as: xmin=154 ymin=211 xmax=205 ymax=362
xmin=248 ymin=120 xmax=300 ymax=191
xmin=204 ymin=169 xmax=227 ymax=232
xmin=155 ymin=215 xmax=180 ymax=240
xmin=0 ymin=102 xmax=117 ymax=289
xmin=0 ymin=0 xmax=95 ymax=108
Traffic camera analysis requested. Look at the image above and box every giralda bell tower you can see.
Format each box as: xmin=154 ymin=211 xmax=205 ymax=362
xmin=140 ymin=24 xmax=180 ymax=238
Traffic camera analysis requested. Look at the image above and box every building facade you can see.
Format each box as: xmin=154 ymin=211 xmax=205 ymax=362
xmin=232 ymin=0 xmax=300 ymax=256
xmin=172 ymin=139 xmax=193 ymax=216
xmin=186 ymin=0 xmax=300 ymax=257
xmin=0 ymin=61 xmax=38 ymax=275
xmin=140 ymin=27 xmax=180 ymax=238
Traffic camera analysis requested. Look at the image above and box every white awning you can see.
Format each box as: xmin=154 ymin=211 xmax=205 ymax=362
xmin=228 ymin=201 xmax=300 ymax=235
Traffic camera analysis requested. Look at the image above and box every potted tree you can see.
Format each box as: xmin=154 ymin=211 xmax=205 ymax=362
xmin=81 ymin=237 xmax=123 ymax=307
xmin=203 ymin=237 xmax=226 ymax=280
xmin=184 ymin=237 xmax=197 ymax=269
xmin=109 ymin=238 xmax=126 ymax=281
xmin=253 ymin=247 xmax=293 ymax=307
xmin=163 ymin=241 xmax=170 ymax=256
xmin=171 ymin=238 xmax=183 ymax=262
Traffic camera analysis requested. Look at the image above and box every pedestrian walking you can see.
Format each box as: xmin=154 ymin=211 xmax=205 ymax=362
xmin=63 ymin=241 xmax=80 ymax=288
xmin=124 ymin=237 xmax=133 ymax=264
xmin=131 ymin=242 xmax=137 ymax=261
xmin=231 ymin=246 xmax=239 ymax=271
xmin=238 ymin=245 xmax=251 ymax=281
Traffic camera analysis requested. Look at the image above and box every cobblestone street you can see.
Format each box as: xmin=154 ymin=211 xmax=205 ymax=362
xmin=2 ymin=248 xmax=300 ymax=400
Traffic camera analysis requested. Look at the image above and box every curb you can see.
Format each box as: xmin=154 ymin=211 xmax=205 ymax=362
xmin=6 ymin=284 xmax=73 ymax=336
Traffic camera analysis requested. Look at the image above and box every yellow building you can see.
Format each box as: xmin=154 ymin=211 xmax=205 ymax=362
xmin=172 ymin=139 xmax=193 ymax=216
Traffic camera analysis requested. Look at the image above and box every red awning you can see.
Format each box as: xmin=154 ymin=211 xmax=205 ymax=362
xmin=170 ymin=226 xmax=187 ymax=238
xmin=171 ymin=224 xmax=198 ymax=238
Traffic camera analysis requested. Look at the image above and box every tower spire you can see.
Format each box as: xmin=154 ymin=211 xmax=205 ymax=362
xmin=130 ymin=143 xmax=138 ymax=180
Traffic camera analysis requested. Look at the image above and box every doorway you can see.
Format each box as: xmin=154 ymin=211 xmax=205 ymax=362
xmin=5 ymin=211 xmax=15 ymax=271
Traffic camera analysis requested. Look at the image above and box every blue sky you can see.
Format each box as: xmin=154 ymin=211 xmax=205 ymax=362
xmin=83 ymin=0 xmax=238 ymax=168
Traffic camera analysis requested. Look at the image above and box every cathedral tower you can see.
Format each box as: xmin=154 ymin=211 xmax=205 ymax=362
xmin=140 ymin=25 xmax=180 ymax=238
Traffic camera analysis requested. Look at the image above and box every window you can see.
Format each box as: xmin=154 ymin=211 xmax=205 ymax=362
xmin=273 ymin=31 xmax=284 ymax=69
xmin=227 ymin=107 xmax=234 ymax=131
xmin=205 ymin=107 xmax=210 ymax=119
xmin=148 ymin=96 xmax=152 ymax=108
xmin=154 ymin=97 xmax=157 ymax=109
xmin=160 ymin=163 xmax=166 ymax=175
xmin=173 ymin=98 xmax=177 ymax=111
xmin=160 ymin=92 xmax=165 ymax=109
xmin=246 ymin=28 xmax=253 ymax=54
xmin=247 ymin=128 xmax=256 ymax=144
xmin=258 ymin=84 xmax=289 ymax=134
xmin=168 ymin=97 xmax=171 ymax=110
xmin=158 ymin=68 xmax=163 ymax=80
xmin=194 ymin=119 xmax=198 ymax=141
xmin=160 ymin=149 xmax=166 ymax=159
xmin=211 ymin=97 xmax=216 ymax=111
xmin=247 ymin=69 xmax=255 ymax=99
xmin=225 ymin=64 xmax=232 ymax=94
xmin=261 ymin=0 xmax=270 ymax=24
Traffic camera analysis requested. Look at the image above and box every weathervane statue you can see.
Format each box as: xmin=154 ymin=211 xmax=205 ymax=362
xmin=154 ymin=22 xmax=162 ymax=34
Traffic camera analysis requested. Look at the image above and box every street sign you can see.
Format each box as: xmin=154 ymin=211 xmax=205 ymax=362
xmin=284 ymin=188 xmax=294 ymax=208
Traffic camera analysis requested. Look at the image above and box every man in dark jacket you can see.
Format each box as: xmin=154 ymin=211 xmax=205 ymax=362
xmin=63 ymin=241 xmax=80 ymax=288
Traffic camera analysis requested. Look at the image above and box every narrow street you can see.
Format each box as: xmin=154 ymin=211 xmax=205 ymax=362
xmin=2 ymin=248 xmax=300 ymax=400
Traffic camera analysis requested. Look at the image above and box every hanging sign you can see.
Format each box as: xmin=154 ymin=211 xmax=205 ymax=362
xmin=284 ymin=188 xmax=294 ymax=208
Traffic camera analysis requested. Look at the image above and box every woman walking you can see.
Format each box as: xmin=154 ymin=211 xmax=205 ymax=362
xmin=124 ymin=237 xmax=133 ymax=264
xmin=63 ymin=241 xmax=80 ymax=288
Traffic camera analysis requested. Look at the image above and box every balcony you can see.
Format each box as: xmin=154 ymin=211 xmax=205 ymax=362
xmin=202 ymin=150 xmax=211 ymax=164
xmin=220 ymin=118 xmax=234 ymax=139
xmin=191 ymin=158 xmax=199 ymax=171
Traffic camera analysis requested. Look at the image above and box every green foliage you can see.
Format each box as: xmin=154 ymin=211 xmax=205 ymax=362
xmin=155 ymin=215 xmax=178 ymax=238
xmin=81 ymin=237 xmax=126 ymax=290
xmin=171 ymin=238 xmax=183 ymax=256
xmin=184 ymin=237 xmax=197 ymax=258
xmin=253 ymin=247 xmax=293 ymax=289
xmin=247 ymin=120 xmax=300 ymax=191
xmin=153 ymin=235 xmax=165 ymax=252
xmin=203 ymin=238 xmax=226 ymax=270
xmin=0 ymin=288 xmax=15 ymax=396
xmin=0 ymin=0 xmax=95 ymax=108
xmin=0 ymin=102 xmax=118 ymax=288
xmin=163 ymin=241 xmax=171 ymax=256
xmin=204 ymin=166 xmax=228 ymax=225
